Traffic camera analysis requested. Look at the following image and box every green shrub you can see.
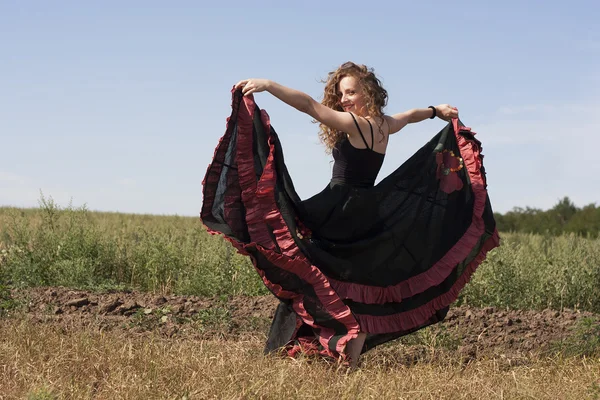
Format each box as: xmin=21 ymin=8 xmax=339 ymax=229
xmin=459 ymin=232 xmax=600 ymax=312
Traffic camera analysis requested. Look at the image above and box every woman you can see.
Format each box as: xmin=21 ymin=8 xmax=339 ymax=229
xmin=202 ymin=62 xmax=499 ymax=367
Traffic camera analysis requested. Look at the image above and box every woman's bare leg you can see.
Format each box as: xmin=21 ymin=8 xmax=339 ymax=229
xmin=345 ymin=332 xmax=367 ymax=368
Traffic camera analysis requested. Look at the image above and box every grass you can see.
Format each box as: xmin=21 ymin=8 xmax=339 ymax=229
xmin=1 ymin=197 xmax=600 ymax=313
xmin=0 ymin=283 xmax=20 ymax=318
xmin=0 ymin=196 xmax=266 ymax=297
xmin=1 ymin=198 xmax=600 ymax=398
xmin=458 ymin=231 xmax=600 ymax=312
xmin=551 ymin=317 xmax=600 ymax=358
xmin=0 ymin=319 xmax=598 ymax=399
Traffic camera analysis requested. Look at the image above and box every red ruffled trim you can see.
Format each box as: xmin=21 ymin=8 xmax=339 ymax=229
xmin=355 ymin=229 xmax=500 ymax=334
xmin=235 ymin=95 xmax=277 ymax=251
xmin=286 ymin=337 xmax=350 ymax=365
xmin=203 ymin=90 xmax=359 ymax=357
xmin=327 ymin=118 xmax=500 ymax=305
xmin=245 ymin=94 xmax=360 ymax=356
xmin=256 ymin=109 xmax=300 ymax=259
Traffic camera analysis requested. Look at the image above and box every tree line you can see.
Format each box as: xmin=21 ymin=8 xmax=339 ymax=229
xmin=494 ymin=197 xmax=600 ymax=237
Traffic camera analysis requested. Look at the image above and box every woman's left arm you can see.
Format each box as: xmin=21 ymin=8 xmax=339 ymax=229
xmin=409 ymin=105 xmax=458 ymax=123
xmin=385 ymin=105 xmax=459 ymax=135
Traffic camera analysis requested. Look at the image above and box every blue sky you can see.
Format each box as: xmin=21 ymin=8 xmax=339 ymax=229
xmin=1 ymin=1 xmax=599 ymax=216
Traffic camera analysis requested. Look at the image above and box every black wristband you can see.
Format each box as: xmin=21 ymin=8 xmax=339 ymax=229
xmin=428 ymin=106 xmax=436 ymax=119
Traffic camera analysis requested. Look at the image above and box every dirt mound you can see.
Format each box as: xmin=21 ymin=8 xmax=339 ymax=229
xmin=6 ymin=287 xmax=599 ymax=360
xmin=7 ymin=287 xmax=278 ymax=340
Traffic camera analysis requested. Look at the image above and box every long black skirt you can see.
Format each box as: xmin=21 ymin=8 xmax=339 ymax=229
xmin=201 ymin=89 xmax=500 ymax=358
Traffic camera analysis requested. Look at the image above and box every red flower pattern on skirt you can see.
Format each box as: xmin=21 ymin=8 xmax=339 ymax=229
xmin=436 ymin=150 xmax=464 ymax=194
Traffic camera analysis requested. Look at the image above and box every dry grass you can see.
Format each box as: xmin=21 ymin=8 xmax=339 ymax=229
xmin=1 ymin=320 xmax=599 ymax=399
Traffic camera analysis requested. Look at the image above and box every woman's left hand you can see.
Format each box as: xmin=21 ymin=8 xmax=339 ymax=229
xmin=234 ymin=79 xmax=271 ymax=96
xmin=435 ymin=104 xmax=459 ymax=121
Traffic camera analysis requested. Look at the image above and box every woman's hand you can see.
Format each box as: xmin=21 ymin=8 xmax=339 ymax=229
xmin=435 ymin=104 xmax=459 ymax=121
xmin=234 ymin=79 xmax=271 ymax=96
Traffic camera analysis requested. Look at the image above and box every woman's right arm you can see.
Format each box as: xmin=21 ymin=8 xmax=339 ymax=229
xmin=235 ymin=79 xmax=363 ymax=138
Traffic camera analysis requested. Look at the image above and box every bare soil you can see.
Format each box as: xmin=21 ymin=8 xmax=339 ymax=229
xmin=5 ymin=286 xmax=599 ymax=361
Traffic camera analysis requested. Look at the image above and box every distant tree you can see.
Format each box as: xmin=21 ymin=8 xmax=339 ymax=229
xmin=494 ymin=196 xmax=598 ymax=237
xmin=551 ymin=196 xmax=579 ymax=226
xmin=565 ymin=203 xmax=600 ymax=236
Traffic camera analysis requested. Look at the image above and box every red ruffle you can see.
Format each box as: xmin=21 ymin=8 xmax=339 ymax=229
xmin=355 ymin=229 xmax=500 ymax=334
xmin=203 ymin=89 xmax=359 ymax=357
xmin=247 ymin=94 xmax=361 ymax=355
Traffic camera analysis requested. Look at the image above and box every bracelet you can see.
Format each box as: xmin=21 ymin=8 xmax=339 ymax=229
xmin=428 ymin=106 xmax=436 ymax=119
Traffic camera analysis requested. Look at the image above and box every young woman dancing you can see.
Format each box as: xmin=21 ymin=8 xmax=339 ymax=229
xmin=201 ymin=62 xmax=499 ymax=368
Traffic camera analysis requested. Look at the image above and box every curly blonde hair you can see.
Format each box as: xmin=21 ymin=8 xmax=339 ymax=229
xmin=318 ymin=62 xmax=388 ymax=153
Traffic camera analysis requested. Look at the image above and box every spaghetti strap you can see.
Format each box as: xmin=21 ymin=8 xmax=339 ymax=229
xmin=348 ymin=112 xmax=370 ymax=149
xmin=366 ymin=119 xmax=374 ymax=150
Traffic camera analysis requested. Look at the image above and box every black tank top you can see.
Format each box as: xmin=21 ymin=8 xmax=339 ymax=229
xmin=331 ymin=113 xmax=385 ymax=188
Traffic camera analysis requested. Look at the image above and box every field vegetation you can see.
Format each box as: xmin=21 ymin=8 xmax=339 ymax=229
xmin=1 ymin=196 xmax=599 ymax=313
xmin=1 ymin=196 xmax=599 ymax=399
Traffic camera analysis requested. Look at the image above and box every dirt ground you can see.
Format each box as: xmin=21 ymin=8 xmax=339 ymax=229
xmin=5 ymin=286 xmax=599 ymax=361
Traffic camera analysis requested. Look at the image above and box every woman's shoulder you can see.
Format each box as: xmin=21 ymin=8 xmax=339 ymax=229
xmin=364 ymin=114 xmax=389 ymax=124
xmin=365 ymin=115 xmax=392 ymax=134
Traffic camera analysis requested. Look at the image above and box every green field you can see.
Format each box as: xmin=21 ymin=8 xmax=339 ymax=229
xmin=1 ymin=197 xmax=599 ymax=313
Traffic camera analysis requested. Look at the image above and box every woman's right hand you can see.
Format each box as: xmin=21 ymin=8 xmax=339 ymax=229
xmin=234 ymin=79 xmax=271 ymax=96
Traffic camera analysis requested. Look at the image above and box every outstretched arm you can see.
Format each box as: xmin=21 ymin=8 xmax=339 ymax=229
xmin=234 ymin=79 xmax=363 ymax=138
xmin=385 ymin=105 xmax=459 ymax=135
xmin=236 ymin=79 xmax=312 ymax=113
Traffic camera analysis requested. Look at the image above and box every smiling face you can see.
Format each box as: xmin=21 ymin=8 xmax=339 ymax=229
xmin=319 ymin=62 xmax=388 ymax=153
xmin=337 ymin=76 xmax=368 ymax=116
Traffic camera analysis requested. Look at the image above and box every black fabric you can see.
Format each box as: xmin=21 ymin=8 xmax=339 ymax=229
xmin=265 ymin=301 xmax=298 ymax=354
xmin=247 ymin=247 xmax=351 ymax=354
xmin=331 ymin=112 xmax=384 ymax=188
xmin=362 ymin=306 xmax=449 ymax=352
xmin=331 ymin=140 xmax=385 ymax=188
xmin=300 ymin=129 xmax=478 ymax=286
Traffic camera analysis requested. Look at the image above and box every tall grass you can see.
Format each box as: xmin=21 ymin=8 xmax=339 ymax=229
xmin=459 ymin=231 xmax=600 ymax=312
xmin=0 ymin=196 xmax=265 ymax=296
xmin=1 ymin=197 xmax=599 ymax=312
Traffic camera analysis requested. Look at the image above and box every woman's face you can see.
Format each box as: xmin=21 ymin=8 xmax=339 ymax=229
xmin=337 ymin=76 xmax=367 ymax=116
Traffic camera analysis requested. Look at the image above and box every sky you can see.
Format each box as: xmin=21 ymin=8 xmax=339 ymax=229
xmin=1 ymin=1 xmax=599 ymax=216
